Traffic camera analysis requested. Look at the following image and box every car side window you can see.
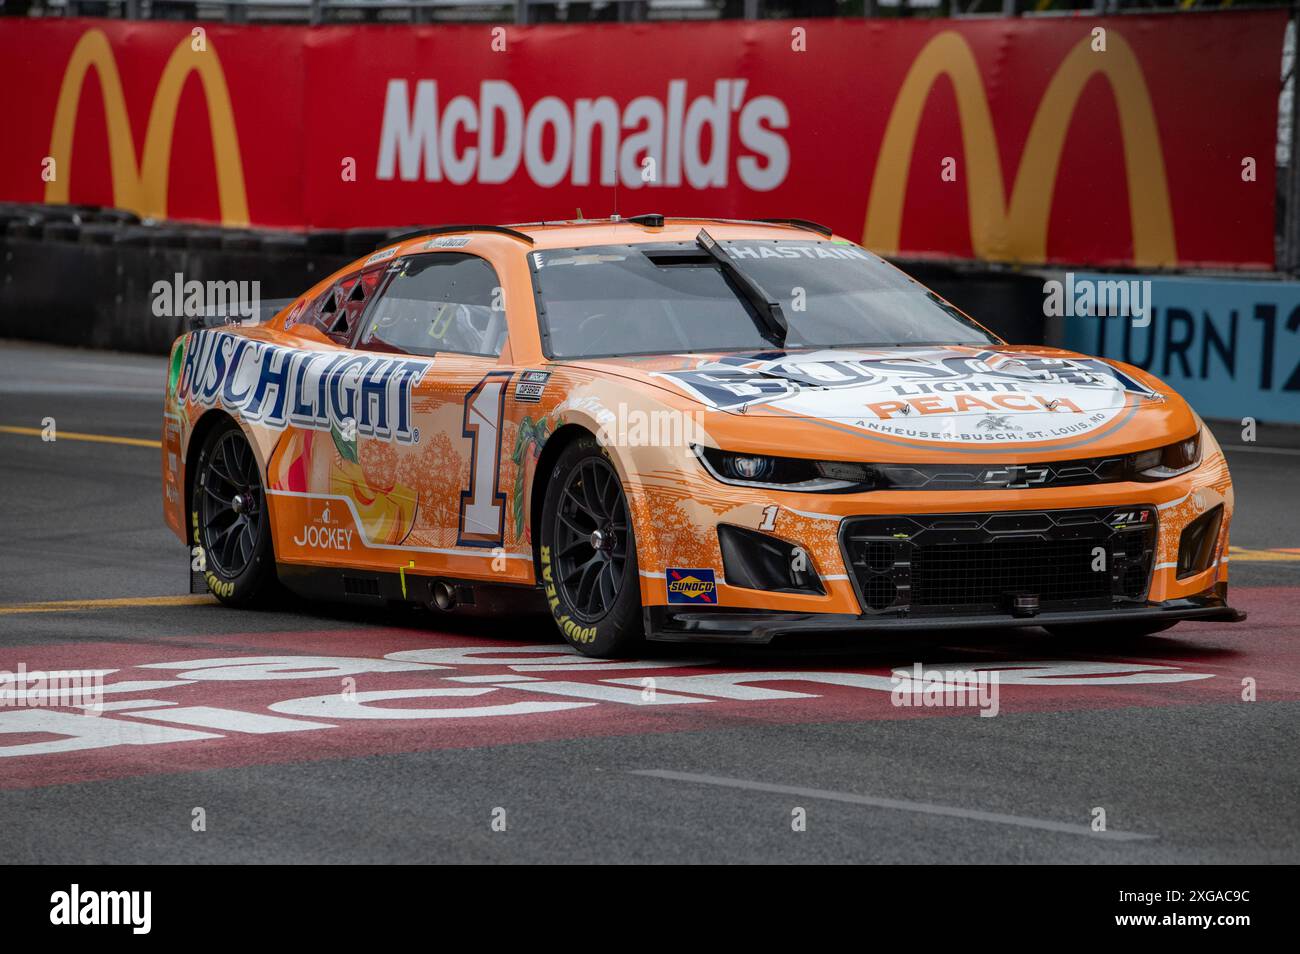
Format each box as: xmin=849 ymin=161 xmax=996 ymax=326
xmin=358 ymin=254 xmax=506 ymax=358
xmin=307 ymin=269 xmax=383 ymax=343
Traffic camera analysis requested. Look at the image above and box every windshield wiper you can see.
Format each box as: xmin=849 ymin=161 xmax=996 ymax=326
xmin=695 ymin=229 xmax=787 ymax=347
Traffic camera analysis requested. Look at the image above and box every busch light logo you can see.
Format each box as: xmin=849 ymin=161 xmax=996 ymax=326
xmin=653 ymin=348 xmax=1161 ymax=444
xmin=177 ymin=330 xmax=431 ymax=443
xmin=656 ymin=349 xmax=1155 ymax=412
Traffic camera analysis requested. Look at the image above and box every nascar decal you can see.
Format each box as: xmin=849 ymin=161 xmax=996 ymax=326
xmin=514 ymin=370 xmax=550 ymax=403
xmin=177 ymin=329 xmax=432 ymax=443
xmin=655 ymin=348 xmax=1159 ymax=444
xmin=666 ymin=568 xmax=718 ymax=604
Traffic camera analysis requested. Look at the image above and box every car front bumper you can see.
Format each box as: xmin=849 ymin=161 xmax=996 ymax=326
xmin=644 ymin=591 xmax=1245 ymax=645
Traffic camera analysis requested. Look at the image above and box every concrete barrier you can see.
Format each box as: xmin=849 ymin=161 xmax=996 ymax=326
xmin=0 ymin=203 xmax=1051 ymax=355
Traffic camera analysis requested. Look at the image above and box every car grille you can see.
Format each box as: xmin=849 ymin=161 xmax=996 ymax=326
xmin=840 ymin=507 xmax=1157 ymax=617
xmin=867 ymin=456 xmax=1129 ymax=491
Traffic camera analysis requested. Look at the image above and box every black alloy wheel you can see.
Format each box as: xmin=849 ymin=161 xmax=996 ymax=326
xmin=192 ymin=421 xmax=277 ymax=606
xmin=553 ymin=455 xmax=630 ymax=621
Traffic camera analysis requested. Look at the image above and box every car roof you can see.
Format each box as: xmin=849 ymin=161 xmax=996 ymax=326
xmin=381 ymin=216 xmax=847 ymax=256
xmin=520 ymin=217 xmax=839 ymax=249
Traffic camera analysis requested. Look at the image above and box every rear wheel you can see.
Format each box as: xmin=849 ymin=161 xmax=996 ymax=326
xmin=1045 ymin=620 xmax=1179 ymax=640
xmin=191 ymin=420 xmax=278 ymax=606
xmin=539 ymin=437 xmax=644 ymax=657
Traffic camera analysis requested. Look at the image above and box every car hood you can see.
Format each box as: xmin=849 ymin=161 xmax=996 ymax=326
xmin=565 ymin=345 xmax=1198 ymax=460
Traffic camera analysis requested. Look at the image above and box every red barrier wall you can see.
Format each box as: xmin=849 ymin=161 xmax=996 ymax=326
xmin=0 ymin=13 xmax=1285 ymax=268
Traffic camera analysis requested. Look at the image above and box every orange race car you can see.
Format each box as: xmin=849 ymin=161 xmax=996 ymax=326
xmin=161 ymin=216 xmax=1244 ymax=656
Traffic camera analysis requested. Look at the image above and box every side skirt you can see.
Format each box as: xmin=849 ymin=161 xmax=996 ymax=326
xmin=275 ymin=562 xmax=548 ymax=616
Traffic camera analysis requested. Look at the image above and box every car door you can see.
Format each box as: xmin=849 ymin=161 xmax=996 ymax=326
xmin=346 ymin=251 xmax=516 ymax=581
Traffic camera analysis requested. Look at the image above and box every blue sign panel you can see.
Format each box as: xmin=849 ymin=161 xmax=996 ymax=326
xmin=1061 ymin=274 xmax=1300 ymax=424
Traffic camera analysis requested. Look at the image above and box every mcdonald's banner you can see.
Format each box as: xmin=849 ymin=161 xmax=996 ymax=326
xmin=0 ymin=13 xmax=1284 ymax=268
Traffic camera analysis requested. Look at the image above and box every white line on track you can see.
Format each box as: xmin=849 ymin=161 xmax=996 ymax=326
xmin=630 ymin=769 xmax=1155 ymax=841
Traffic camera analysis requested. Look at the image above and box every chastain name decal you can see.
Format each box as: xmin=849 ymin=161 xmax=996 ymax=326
xmin=725 ymin=242 xmax=870 ymax=261
xmin=177 ymin=329 xmax=432 ymax=443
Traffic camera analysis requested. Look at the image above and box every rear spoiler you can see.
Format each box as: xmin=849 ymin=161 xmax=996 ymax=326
xmin=187 ymin=298 xmax=296 ymax=331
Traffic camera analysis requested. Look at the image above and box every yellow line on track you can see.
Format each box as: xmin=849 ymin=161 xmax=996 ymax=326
xmin=1228 ymin=547 xmax=1300 ymax=563
xmin=0 ymin=595 xmax=215 ymax=615
xmin=0 ymin=424 xmax=160 ymax=448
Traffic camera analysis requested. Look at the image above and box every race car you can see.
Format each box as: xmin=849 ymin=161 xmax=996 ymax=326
xmin=161 ymin=215 xmax=1244 ymax=657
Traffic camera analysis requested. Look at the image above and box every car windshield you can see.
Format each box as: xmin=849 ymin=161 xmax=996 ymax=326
xmin=532 ymin=239 xmax=998 ymax=358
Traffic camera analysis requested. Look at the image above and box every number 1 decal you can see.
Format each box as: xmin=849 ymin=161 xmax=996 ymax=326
xmin=457 ymin=372 xmax=511 ymax=547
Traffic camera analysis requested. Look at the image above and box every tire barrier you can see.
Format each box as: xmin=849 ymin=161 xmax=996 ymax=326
xmin=0 ymin=203 xmax=356 ymax=354
xmin=0 ymin=202 xmax=1047 ymax=355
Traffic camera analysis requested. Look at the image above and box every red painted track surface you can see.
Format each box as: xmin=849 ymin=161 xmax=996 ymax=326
xmin=3 ymin=586 xmax=1293 ymax=791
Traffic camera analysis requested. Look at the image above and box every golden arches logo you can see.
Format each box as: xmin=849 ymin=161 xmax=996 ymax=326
xmin=865 ymin=30 xmax=1176 ymax=267
xmin=45 ymin=28 xmax=249 ymax=226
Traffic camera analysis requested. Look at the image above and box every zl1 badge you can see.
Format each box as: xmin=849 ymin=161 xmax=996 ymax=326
xmin=666 ymin=568 xmax=718 ymax=604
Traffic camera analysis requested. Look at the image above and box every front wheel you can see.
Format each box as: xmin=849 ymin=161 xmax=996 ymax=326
xmin=191 ymin=420 xmax=278 ymax=606
xmin=539 ymin=437 xmax=644 ymax=657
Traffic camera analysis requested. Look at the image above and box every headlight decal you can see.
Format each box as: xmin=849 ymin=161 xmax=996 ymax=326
xmin=694 ymin=428 xmax=1205 ymax=496
xmin=695 ymin=446 xmax=872 ymax=493
xmin=1130 ymin=428 xmax=1202 ymax=482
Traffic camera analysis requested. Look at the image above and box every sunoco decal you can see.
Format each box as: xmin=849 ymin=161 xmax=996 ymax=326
xmin=177 ymin=329 xmax=431 ymax=443
xmin=655 ymin=348 xmax=1158 ymax=445
xmin=666 ymin=568 xmax=717 ymax=604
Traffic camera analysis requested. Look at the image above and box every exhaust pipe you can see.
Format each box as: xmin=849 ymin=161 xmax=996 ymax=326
xmin=431 ymin=580 xmax=458 ymax=611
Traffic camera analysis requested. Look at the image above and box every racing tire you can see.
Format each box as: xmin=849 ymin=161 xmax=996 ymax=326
xmin=1044 ymin=620 xmax=1180 ymax=640
xmin=539 ymin=436 xmax=645 ymax=658
xmin=191 ymin=419 xmax=278 ymax=607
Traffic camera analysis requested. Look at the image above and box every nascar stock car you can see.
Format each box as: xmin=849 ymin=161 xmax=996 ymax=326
xmin=161 ymin=215 xmax=1244 ymax=657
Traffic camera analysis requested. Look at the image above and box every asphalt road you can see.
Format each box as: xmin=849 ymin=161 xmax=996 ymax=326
xmin=1 ymin=340 xmax=1297 ymax=864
